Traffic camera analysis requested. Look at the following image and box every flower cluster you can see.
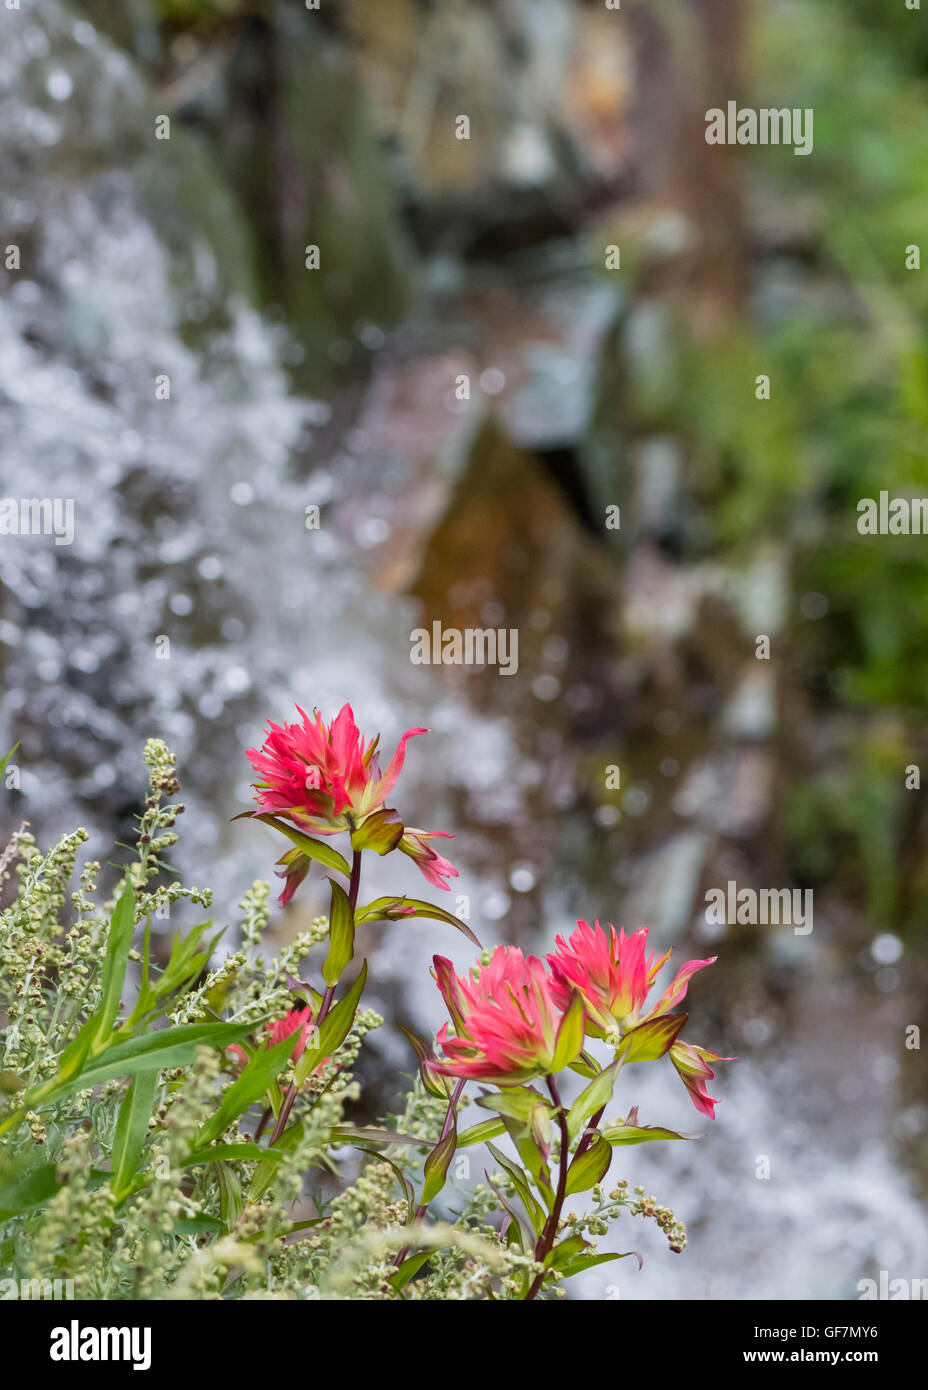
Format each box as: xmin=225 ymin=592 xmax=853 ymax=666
xmin=431 ymin=921 xmax=728 ymax=1117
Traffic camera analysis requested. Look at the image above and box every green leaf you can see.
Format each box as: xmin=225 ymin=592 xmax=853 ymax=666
xmin=566 ymin=1059 xmax=622 ymax=1142
xmin=544 ymin=1235 xmax=589 ymax=1271
xmin=58 ymin=887 xmax=137 ymax=1078
xmin=499 ymin=1112 xmax=551 ymax=1192
xmin=486 ymin=1142 xmax=546 ymax=1234
xmin=601 ymin=1118 xmax=694 ymax=1146
xmin=0 ymin=742 xmax=19 ymax=780
xmin=551 ymin=992 xmax=586 ymax=1073
xmin=110 ymin=1069 xmax=157 ymax=1199
xmin=564 ymin=1133 xmax=612 ymax=1195
xmin=90 ymin=884 xmax=137 ymax=1052
xmin=354 ymin=896 xmax=480 ymax=947
xmin=237 ymin=812 xmax=350 ymax=877
xmin=390 ymin=1250 xmax=433 ymax=1294
xmin=57 ymin=1014 xmax=101 ymax=1083
xmin=617 ymin=1012 xmax=687 ymax=1064
xmin=183 ymin=1143 xmax=283 ymax=1167
xmin=321 ymin=878 xmax=355 ymax=987
xmin=485 ymin=1172 xmax=534 ymax=1249
xmin=421 ymin=1123 xmax=457 ymax=1205
xmin=476 ymin=1086 xmax=545 ymax=1125
xmin=293 ymin=961 xmax=368 ymax=1086
xmin=398 ymin=1023 xmax=450 ymax=1099
xmin=196 ymin=1031 xmax=300 ymax=1147
xmin=568 ymin=1053 xmax=600 ymax=1080
xmin=249 ymin=1121 xmax=303 ymax=1202
xmin=173 ymin=1214 xmax=225 ymax=1237
xmin=457 ymin=1117 xmax=506 ymax=1147
xmin=215 ymin=1161 xmax=244 ymax=1227
xmin=0 ymin=1162 xmax=60 ymax=1219
xmin=558 ymin=1250 xmax=639 ymax=1279
xmin=478 ymin=1088 xmax=553 ymax=1170
xmin=350 ymin=808 xmax=404 ymax=856
xmin=31 ymin=1021 xmax=256 ymax=1106
xmin=0 ymin=1162 xmax=110 ymax=1220
xmin=329 ymin=1126 xmax=429 ymax=1148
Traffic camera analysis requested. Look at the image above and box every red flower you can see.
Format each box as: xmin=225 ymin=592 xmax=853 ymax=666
xmin=398 ymin=828 xmax=459 ymax=892
xmin=247 ymin=703 xmax=424 ymax=832
xmin=669 ymin=1040 xmax=729 ymax=1119
xmin=547 ymin=920 xmax=715 ymax=1038
xmin=428 ymin=947 xmax=582 ymax=1085
xmin=246 ymin=703 xmax=458 ymax=898
xmin=228 ymin=1003 xmax=318 ymax=1073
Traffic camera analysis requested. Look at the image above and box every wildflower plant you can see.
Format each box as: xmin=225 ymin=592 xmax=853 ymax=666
xmin=0 ymin=712 xmax=729 ymax=1301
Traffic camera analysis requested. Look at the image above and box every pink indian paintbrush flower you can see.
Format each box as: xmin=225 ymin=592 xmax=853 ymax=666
xmin=228 ymin=1003 xmax=319 ymax=1073
xmin=247 ymin=703 xmax=422 ymax=830
xmin=547 ymin=920 xmax=714 ymax=1036
xmin=669 ymin=1040 xmax=727 ymax=1119
xmin=547 ymin=919 xmax=730 ymax=1116
xmin=398 ymin=828 xmax=459 ymax=891
xmin=428 ymin=947 xmax=583 ymax=1085
xmin=246 ymin=703 xmax=457 ymax=897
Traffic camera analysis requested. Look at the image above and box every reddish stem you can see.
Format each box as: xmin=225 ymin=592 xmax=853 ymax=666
xmin=394 ymin=1077 xmax=466 ymax=1270
xmin=524 ymin=1075 xmax=570 ymax=1302
xmin=270 ymin=849 xmax=362 ymax=1145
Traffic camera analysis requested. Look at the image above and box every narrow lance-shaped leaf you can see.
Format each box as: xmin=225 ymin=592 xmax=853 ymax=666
xmin=551 ymin=1248 xmax=640 ymax=1279
xmin=420 ymin=1122 xmax=457 ymax=1206
xmin=601 ymin=1115 xmax=696 ymax=1146
xmin=196 ymin=1031 xmax=299 ymax=1147
xmin=566 ymin=1058 xmax=622 ymax=1142
xmin=321 ymin=878 xmax=355 ymax=987
xmin=90 ymin=883 xmax=137 ymax=1052
xmin=354 ymin=896 xmax=480 ymax=947
xmin=30 ymin=1021 xmax=257 ymax=1107
xmin=564 ymin=1133 xmax=612 ymax=1195
xmin=59 ymin=885 xmax=137 ymax=1078
xmin=456 ymin=1117 xmax=506 ymax=1148
xmin=329 ymin=1125 xmax=431 ymax=1148
xmin=0 ymin=742 xmax=19 ymax=781
xmin=398 ymin=1022 xmax=450 ymax=1100
xmin=486 ymin=1142 xmax=547 ymax=1235
xmin=110 ymin=1069 xmax=158 ymax=1199
xmin=390 ymin=1251 xmax=433 ymax=1295
xmin=293 ymin=961 xmax=368 ymax=1087
xmin=181 ymin=1143 xmax=284 ymax=1168
xmin=214 ymin=1160 xmax=244 ymax=1228
xmin=232 ymin=812 xmax=351 ymax=877
xmin=485 ymin=1171 xmax=533 ymax=1251
xmin=551 ymin=992 xmax=586 ymax=1073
